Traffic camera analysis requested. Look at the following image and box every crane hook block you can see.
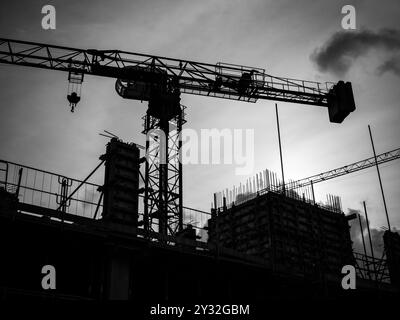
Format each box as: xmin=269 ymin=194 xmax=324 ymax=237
xmin=67 ymin=92 xmax=81 ymax=112
xmin=327 ymin=81 xmax=356 ymax=123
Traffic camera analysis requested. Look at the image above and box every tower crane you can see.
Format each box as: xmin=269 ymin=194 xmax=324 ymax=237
xmin=288 ymin=147 xmax=400 ymax=189
xmin=0 ymin=38 xmax=356 ymax=239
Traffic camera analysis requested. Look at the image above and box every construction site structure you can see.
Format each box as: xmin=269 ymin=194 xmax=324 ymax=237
xmin=1 ymin=38 xmax=399 ymax=302
xmin=101 ymin=138 xmax=140 ymax=226
xmin=0 ymin=140 xmax=399 ymax=301
xmin=208 ymin=191 xmax=354 ymax=279
xmin=0 ymin=37 xmax=356 ymax=240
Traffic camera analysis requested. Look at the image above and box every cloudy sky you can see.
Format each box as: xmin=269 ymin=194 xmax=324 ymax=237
xmin=0 ymin=0 xmax=399 ymax=241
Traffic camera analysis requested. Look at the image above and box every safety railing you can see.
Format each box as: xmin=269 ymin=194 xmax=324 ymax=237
xmin=0 ymin=159 xmax=102 ymax=219
xmin=0 ymin=159 xmax=211 ymax=242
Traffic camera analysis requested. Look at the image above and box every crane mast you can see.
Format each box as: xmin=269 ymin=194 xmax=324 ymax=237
xmin=0 ymin=37 xmax=356 ymax=239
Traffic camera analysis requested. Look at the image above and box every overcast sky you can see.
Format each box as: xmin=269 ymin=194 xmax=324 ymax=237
xmin=0 ymin=0 xmax=399 ymax=234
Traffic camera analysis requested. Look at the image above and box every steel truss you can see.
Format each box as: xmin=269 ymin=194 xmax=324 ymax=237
xmin=0 ymin=38 xmax=333 ymax=106
xmin=142 ymin=104 xmax=186 ymax=239
xmin=288 ymin=147 xmax=400 ymax=189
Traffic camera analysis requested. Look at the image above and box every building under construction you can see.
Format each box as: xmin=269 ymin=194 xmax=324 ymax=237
xmin=0 ymin=138 xmax=399 ymax=301
xmin=208 ymin=191 xmax=355 ymax=279
xmin=0 ymin=37 xmax=399 ymax=303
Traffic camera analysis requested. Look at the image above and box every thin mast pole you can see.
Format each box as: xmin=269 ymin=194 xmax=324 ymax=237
xmin=275 ymin=103 xmax=285 ymax=195
xmin=368 ymin=125 xmax=391 ymax=231
xmin=363 ymin=201 xmax=377 ymax=280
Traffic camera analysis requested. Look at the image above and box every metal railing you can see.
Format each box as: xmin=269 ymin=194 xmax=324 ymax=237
xmin=0 ymin=159 xmax=102 ymax=219
xmin=0 ymin=159 xmax=211 ymax=241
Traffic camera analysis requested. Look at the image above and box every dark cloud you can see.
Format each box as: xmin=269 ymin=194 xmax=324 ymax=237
xmin=347 ymin=208 xmax=400 ymax=258
xmin=311 ymin=28 xmax=400 ymax=77
xmin=377 ymin=56 xmax=400 ymax=76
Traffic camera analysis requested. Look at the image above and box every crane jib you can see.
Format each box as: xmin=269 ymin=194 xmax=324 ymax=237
xmin=0 ymin=37 xmax=356 ymax=123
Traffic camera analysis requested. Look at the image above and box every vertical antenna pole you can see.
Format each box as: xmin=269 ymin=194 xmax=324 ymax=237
xmin=368 ymin=125 xmax=391 ymax=231
xmin=275 ymin=103 xmax=285 ymax=195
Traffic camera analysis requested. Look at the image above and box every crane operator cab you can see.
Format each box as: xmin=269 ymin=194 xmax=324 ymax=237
xmin=115 ymin=66 xmax=153 ymax=102
xmin=115 ymin=66 xmax=181 ymax=121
